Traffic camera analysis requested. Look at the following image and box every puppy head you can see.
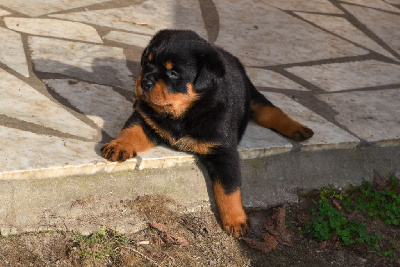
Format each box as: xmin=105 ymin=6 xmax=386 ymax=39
xmin=136 ymin=30 xmax=225 ymax=118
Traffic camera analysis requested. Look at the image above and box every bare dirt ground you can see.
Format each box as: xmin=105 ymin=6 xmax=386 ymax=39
xmin=1 ymin=191 xmax=399 ymax=267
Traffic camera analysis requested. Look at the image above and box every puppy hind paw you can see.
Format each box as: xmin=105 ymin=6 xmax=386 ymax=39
xmin=290 ymin=125 xmax=314 ymax=141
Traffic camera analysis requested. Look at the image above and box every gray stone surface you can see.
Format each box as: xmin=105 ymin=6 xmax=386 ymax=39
xmin=104 ymin=31 xmax=152 ymax=47
xmin=214 ymin=0 xmax=368 ymax=66
xmin=5 ymin=17 xmax=103 ymax=43
xmin=238 ymin=122 xmax=293 ymax=158
xmin=318 ymin=89 xmax=400 ymax=143
xmin=0 ymin=27 xmax=29 ymax=77
xmin=0 ymin=0 xmax=110 ymax=17
xmin=342 ymin=0 xmax=399 ymax=12
xmin=0 ymin=69 xmax=97 ymax=139
xmin=0 ymin=8 xmax=11 ymax=16
xmin=29 ymin=37 xmax=134 ymax=91
xmin=343 ymin=4 xmax=400 ymax=55
xmin=386 ymin=0 xmax=400 ymax=4
xmin=295 ymin=12 xmax=396 ymax=59
xmin=43 ymin=79 xmax=133 ymax=138
xmin=287 ymin=60 xmax=400 ymax=91
xmin=245 ymin=67 xmax=308 ymax=90
xmin=51 ymin=0 xmax=207 ymax=38
xmin=264 ymin=0 xmax=343 ymax=13
xmin=137 ymin=145 xmax=195 ymax=170
xmin=0 ymin=125 xmax=110 ymax=178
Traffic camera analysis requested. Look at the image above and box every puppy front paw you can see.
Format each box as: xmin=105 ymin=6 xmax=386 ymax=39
xmin=101 ymin=140 xmax=136 ymax=162
xmin=222 ymin=212 xmax=249 ymax=238
xmin=101 ymin=125 xmax=155 ymax=162
xmin=213 ymin=182 xmax=249 ymax=238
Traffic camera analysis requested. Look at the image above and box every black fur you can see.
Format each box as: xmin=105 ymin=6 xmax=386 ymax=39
xmin=123 ymin=29 xmax=278 ymax=193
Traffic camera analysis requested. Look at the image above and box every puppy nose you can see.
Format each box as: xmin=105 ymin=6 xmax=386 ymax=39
xmin=141 ymin=79 xmax=154 ymax=91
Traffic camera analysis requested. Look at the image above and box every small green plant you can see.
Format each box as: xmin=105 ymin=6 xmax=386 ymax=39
xmin=352 ymin=177 xmax=400 ymax=226
xmin=303 ymin=175 xmax=400 ymax=257
xmin=303 ymin=190 xmax=381 ymax=247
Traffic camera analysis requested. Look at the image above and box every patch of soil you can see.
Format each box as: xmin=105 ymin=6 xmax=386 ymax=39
xmin=0 ymin=195 xmax=399 ymax=266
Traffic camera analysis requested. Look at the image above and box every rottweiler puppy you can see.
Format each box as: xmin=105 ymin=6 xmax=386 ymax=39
xmin=101 ymin=29 xmax=313 ymax=237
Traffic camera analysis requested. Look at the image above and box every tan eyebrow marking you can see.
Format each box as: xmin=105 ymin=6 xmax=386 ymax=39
xmin=165 ymin=60 xmax=173 ymax=70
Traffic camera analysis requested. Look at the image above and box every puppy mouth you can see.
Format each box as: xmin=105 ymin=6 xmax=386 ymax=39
xmin=141 ymin=92 xmax=172 ymax=108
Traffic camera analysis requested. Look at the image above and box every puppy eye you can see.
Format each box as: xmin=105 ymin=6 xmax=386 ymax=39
xmin=167 ymin=70 xmax=179 ymax=79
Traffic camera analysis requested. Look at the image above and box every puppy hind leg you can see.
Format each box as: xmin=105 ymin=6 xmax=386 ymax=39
xmin=250 ymin=100 xmax=314 ymax=141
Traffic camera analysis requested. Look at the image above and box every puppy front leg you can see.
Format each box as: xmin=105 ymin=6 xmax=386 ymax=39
xmin=101 ymin=112 xmax=157 ymax=162
xmin=200 ymin=149 xmax=249 ymax=237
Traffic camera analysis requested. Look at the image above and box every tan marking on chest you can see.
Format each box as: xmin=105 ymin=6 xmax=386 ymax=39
xmin=136 ymin=106 xmax=217 ymax=155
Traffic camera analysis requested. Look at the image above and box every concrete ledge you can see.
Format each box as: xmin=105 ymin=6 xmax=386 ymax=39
xmin=1 ymin=144 xmax=399 ymax=235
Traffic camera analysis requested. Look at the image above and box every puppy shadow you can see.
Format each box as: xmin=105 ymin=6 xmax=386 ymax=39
xmin=36 ymin=57 xmax=141 ymax=155
xmin=195 ymin=160 xmax=220 ymax=223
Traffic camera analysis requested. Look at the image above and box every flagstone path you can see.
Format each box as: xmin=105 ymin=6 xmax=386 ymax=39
xmin=0 ymin=0 xmax=399 ymax=180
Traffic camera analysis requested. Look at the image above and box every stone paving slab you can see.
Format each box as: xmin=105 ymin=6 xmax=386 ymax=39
xmin=43 ymin=79 xmax=133 ymax=138
xmin=104 ymin=31 xmax=152 ymax=47
xmin=287 ymin=60 xmax=400 ymax=92
xmin=0 ymin=8 xmax=11 ymax=17
xmin=318 ymin=89 xmax=400 ymax=144
xmin=5 ymin=17 xmax=103 ymax=43
xmin=50 ymin=0 xmax=208 ymax=38
xmin=0 ymin=70 xmax=97 ymax=139
xmin=0 ymin=27 xmax=29 ymax=77
xmin=214 ymin=0 xmax=368 ymax=66
xmin=295 ymin=12 xmax=396 ymax=60
xmin=0 ymin=0 xmax=110 ymax=17
xmin=343 ymin=3 xmax=400 ymax=55
xmin=29 ymin=37 xmax=134 ymax=91
xmin=264 ymin=0 xmax=343 ymax=14
xmin=245 ymin=67 xmax=308 ymax=91
xmin=0 ymin=0 xmax=399 ymax=233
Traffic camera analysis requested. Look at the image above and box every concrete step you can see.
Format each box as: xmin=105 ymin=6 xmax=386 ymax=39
xmin=1 ymin=144 xmax=399 ymax=235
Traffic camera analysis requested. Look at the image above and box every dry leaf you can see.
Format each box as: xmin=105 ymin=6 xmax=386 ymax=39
xmin=262 ymin=233 xmax=279 ymax=248
xmin=150 ymin=222 xmax=169 ymax=233
xmin=265 ymin=204 xmax=292 ymax=246
xmin=332 ymin=199 xmax=342 ymax=210
xmin=242 ymin=237 xmax=277 ymax=253
xmin=171 ymin=235 xmax=190 ymax=247
xmin=150 ymin=222 xmax=190 ymax=247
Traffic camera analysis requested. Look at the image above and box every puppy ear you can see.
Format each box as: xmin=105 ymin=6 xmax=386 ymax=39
xmin=194 ymin=51 xmax=225 ymax=92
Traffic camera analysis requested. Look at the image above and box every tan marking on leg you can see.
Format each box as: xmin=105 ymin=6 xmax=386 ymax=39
xmin=251 ymin=102 xmax=313 ymax=141
xmin=213 ymin=182 xmax=249 ymax=238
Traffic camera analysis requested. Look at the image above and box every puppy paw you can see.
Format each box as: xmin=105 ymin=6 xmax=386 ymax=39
xmin=101 ymin=125 xmax=155 ymax=162
xmin=222 ymin=215 xmax=249 ymax=238
xmin=101 ymin=140 xmax=137 ymax=162
xmin=213 ymin=183 xmax=249 ymax=238
xmin=289 ymin=125 xmax=314 ymax=141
